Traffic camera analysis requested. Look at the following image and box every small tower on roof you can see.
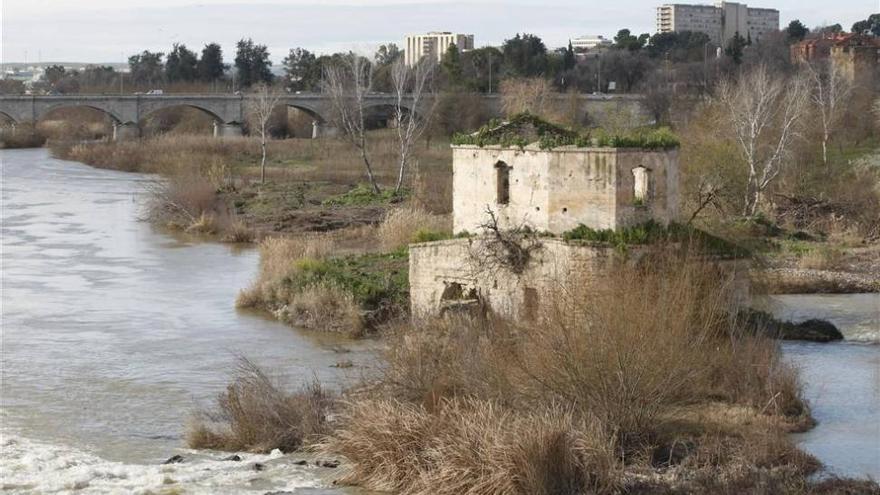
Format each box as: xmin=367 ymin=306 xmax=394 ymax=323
xmin=450 ymin=114 xmax=681 ymax=235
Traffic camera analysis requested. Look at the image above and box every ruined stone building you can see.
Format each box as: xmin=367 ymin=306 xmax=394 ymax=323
xmin=408 ymin=118 xmax=693 ymax=320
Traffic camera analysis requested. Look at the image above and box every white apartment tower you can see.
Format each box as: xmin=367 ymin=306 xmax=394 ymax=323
xmin=656 ymin=2 xmax=779 ymax=46
xmin=404 ymin=32 xmax=475 ymax=66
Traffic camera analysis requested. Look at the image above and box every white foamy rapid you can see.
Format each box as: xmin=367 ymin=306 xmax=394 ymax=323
xmin=0 ymin=431 xmax=329 ymax=494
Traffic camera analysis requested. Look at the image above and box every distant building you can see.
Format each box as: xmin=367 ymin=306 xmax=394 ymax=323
xmin=404 ymin=32 xmax=475 ymax=66
xmin=570 ymin=35 xmax=613 ymax=52
xmin=792 ymin=33 xmax=880 ymax=87
xmin=656 ymin=2 xmax=779 ymax=46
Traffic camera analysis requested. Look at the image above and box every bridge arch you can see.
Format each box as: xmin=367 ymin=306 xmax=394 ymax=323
xmin=138 ymin=104 xmax=226 ymax=137
xmin=36 ymin=104 xmax=123 ymax=124
xmin=0 ymin=111 xmax=16 ymax=125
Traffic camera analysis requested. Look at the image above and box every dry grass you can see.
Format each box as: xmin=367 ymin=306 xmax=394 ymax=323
xmin=275 ymin=283 xmax=364 ymax=335
xmin=326 ymin=398 xmax=621 ymax=495
xmin=324 ymin=252 xmax=827 ymax=493
xmin=0 ymin=125 xmax=47 ymax=149
xmin=376 ymin=206 xmax=451 ymax=251
xmin=236 ymin=232 xmax=376 ymax=334
xmin=797 ymin=246 xmax=846 ymax=271
xmin=187 ymin=357 xmax=333 ymax=453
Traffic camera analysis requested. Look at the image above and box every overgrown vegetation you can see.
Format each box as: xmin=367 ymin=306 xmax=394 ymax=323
xmin=237 ymin=205 xmax=449 ymax=334
xmin=50 ymin=130 xmax=454 ymax=239
xmin=450 ymin=113 xmax=680 ymax=150
xmin=322 ymin=182 xmax=404 ymax=206
xmin=562 ymin=220 xmax=749 ymax=257
xmin=187 ymin=357 xmax=332 ymax=453
xmin=315 ymin=252 xmax=855 ymax=493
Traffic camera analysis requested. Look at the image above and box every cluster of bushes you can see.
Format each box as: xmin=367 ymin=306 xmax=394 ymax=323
xmin=237 ymin=206 xmax=451 ymax=335
xmin=562 ymin=220 xmax=748 ymax=256
xmin=191 ymin=252 xmax=863 ymax=494
xmin=450 ymin=113 xmax=680 ymax=150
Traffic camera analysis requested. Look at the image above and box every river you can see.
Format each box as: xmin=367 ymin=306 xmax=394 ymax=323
xmin=0 ymin=149 xmax=877 ymax=493
xmin=1 ymin=149 xmax=374 ymax=493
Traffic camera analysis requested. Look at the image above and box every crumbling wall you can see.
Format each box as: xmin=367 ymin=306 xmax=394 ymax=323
xmin=452 ymin=145 xmax=680 ymax=236
xmin=409 ymin=238 xmax=619 ymax=320
xmin=409 ymin=237 xmax=750 ymax=320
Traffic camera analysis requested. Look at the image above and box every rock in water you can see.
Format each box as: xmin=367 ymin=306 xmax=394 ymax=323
xmin=222 ymin=454 xmax=242 ymax=462
xmin=788 ymin=319 xmax=844 ymax=342
xmin=253 ymin=462 xmax=265 ymax=471
xmin=162 ymin=454 xmax=184 ymax=464
xmin=739 ymin=308 xmax=844 ymax=342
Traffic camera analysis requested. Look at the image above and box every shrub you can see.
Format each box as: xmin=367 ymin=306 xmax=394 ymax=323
xmin=325 ymin=398 xmax=621 ymax=495
xmin=145 ymin=169 xmax=220 ymax=230
xmin=187 ymin=358 xmax=333 ymax=453
xmin=276 ymin=283 xmax=364 ymax=335
xmin=797 ymin=245 xmax=846 ymax=271
xmin=322 ymin=183 xmax=403 ymax=207
xmin=326 ymin=252 xmax=816 ymax=491
xmin=561 ymin=220 xmax=748 ymax=257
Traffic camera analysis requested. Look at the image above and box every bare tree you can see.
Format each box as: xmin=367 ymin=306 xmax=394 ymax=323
xmin=391 ymin=58 xmax=436 ymax=194
xmin=717 ymin=65 xmax=809 ymax=217
xmin=322 ymin=53 xmax=381 ymax=194
xmin=805 ymin=60 xmax=852 ymax=165
xmin=248 ymin=83 xmax=284 ymax=184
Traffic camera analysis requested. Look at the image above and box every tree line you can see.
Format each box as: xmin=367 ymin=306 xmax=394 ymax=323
xmin=3 ymin=12 xmax=876 ymax=99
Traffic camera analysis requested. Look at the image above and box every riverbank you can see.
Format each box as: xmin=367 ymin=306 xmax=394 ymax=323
xmin=49 ymin=132 xmax=453 ymax=241
xmin=192 ymin=254 xmax=880 ymax=494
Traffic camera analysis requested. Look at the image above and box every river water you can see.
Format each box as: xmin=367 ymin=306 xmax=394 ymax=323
xmin=0 ymin=148 xmax=877 ymax=493
xmin=1 ymin=149 xmax=374 ymax=493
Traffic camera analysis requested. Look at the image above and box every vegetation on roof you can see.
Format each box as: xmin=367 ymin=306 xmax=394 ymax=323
xmin=561 ymin=220 xmax=749 ymax=257
xmin=450 ymin=113 xmax=680 ymax=150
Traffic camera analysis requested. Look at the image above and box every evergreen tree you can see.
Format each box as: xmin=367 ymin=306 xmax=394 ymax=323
xmin=234 ymin=38 xmax=273 ymax=88
xmin=128 ymin=50 xmax=165 ymax=85
xmin=198 ymin=43 xmax=227 ymax=82
xmin=563 ymin=41 xmax=576 ymax=71
xmin=786 ymin=20 xmax=809 ymax=42
xmin=282 ymin=47 xmax=320 ymax=91
xmin=852 ymin=14 xmax=880 ymax=36
xmin=501 ymin=33 xmax=548 ymax=77
xmin=441 ymin=44 xmax=463 ymax=86
xmin=725 ymin=32 xmax=747 ymax=64
xmin=165 ymin=43 xmax=199 ymax=82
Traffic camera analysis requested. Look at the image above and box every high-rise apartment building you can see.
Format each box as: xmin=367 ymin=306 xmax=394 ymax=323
xmin=404 ymin=32 xmax=475 ymax=66
xmin=656 ymin=2 xmax=779 ymax=46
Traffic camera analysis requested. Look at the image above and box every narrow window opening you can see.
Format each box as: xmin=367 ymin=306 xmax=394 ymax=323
xmin=632 ymin=166 xmax=653 ymax=206
xmin=495 ymin=161 xmax=511 ymax=205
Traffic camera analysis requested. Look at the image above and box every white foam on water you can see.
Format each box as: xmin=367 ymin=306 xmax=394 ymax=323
xmin=0 ymin=432 xmax=327 ymax=494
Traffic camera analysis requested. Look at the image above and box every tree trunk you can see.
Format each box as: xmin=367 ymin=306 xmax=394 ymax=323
xmin=821 ymin=137 xmax=828 ymax=166
xmin=361 ymin=149 xmax=380 ymax=194
xmin=394 ymin=156 xmax=406 ymax=194
xmin=260 ymin=138 xmax=267 ymax=184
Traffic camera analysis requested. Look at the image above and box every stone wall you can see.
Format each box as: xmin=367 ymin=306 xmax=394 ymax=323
xmin=410 ymin=237 xmax=621 ymax=320
xmin=409 ymin=237 xmax=750 ymax=320
xmin=452 ymin=145 xmax=679 ymax=235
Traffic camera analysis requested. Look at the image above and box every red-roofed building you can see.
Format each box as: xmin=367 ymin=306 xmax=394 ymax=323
xmin=792 ymin=34 xmax=880 ymax=87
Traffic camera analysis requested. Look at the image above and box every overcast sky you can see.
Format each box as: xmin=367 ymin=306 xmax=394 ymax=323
xmin=1 ymin=0 xmax=873 ymax=64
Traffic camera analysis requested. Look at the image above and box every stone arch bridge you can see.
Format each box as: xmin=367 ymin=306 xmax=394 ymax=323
xmin=0 ymin=93 xmax=647 ymax=140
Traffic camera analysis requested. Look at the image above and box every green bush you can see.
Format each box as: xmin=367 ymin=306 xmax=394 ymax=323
xmin=451 ymin=113 xmax=679 ymax=150
xmin=283 ymin=249 xmax=410 ymax=311
xmin=562 ymin=220 xmax=748 ymax=257
xmin=322 ymin=183 xmax=405 ymax=207
xmin=411 ymin=229 xmax=451 ymax=244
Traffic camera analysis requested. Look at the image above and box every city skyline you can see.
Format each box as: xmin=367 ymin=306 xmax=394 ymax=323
xmin=1 ymin=0 xmax=870 ymax=64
